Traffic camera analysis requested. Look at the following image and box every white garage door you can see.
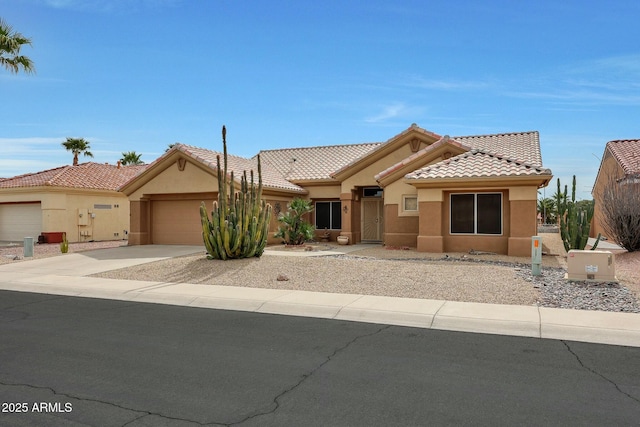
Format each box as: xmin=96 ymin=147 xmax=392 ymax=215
xmin=0 ymin=203 xmax=43 ymax=242
xmin=151 ymin=199 xmax=204 ymax=245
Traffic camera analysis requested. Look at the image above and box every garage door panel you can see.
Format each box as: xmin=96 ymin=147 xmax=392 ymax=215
xmin=151 ymin=200 xmax=204 ymax=245
xmin=0 ymin=203 xmax=43 ymax=241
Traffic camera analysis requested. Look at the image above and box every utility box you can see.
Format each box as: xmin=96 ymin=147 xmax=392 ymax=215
xmin=23 ymin=237 xmax=34 ymax=257
xmin=567 ymin=250 xmax=617 ymax=282
xmin=531 ymin=236 xmax=542 ymax=276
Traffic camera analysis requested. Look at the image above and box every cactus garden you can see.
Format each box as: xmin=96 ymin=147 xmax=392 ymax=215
xmin=555 ymin=175 xmax=600 ymax=252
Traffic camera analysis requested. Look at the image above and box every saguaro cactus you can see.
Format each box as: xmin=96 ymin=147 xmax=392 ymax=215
xmin=200 ymin=126 xmax=272 ymax=260
xmin=556 ymin=176 xmax=600 ymax=252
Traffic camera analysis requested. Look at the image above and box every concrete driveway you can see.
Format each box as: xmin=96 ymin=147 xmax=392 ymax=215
xmin=0 ymin=245 xmax=204 ymax=276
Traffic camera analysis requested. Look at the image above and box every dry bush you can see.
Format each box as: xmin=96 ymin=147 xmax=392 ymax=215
xmin=599 ymin=173 xmax=640 ymax=252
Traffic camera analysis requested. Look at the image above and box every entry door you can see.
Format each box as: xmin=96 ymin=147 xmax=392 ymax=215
xmin=362 ymin=199 xmax=383 ymax=241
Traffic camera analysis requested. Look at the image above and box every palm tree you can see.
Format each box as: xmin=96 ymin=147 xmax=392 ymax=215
xmin=537 ymin=197 xmax=557 ymax=224
xmin=62 ymin=137 xmax=93 ymax=166
xmin=0 ymin=18 xmax=35 ymax=74
xmin=120 ymin=151 xmax=143 ymax=165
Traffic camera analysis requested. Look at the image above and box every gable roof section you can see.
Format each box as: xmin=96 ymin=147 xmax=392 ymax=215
xmin=606 ymin=139 xmax=640 ymax=174
xmin=120 ymin=144 xmax=306 ymax=194
xmin=405 ymin=150 xmax=552 ymax=182
xmin=375 ymin=135 xmax=471 ymax=184
xmin=331 ymin=124 xmax=442 ymax=181
xmin=0 ymin=162 xmax=147 ymax=191
xmin=256 ymin=143 xmax=380 ymax=182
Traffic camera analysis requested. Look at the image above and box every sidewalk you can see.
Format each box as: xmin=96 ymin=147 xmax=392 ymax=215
xmin=0 ymin=245 xmax=638 ymax=348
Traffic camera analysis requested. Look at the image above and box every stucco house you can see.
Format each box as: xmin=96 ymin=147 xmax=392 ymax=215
xmin=0 ymin=162 xmax=146 ymax=243
xmin=591 ymin=139 xmax=640 ymax=239
xmin=121 ymin=124 xmax=552 ymax=256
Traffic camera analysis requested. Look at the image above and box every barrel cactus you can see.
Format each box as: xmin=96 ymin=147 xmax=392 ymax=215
xmin=200 ymin=126 xmax=272 ymax=260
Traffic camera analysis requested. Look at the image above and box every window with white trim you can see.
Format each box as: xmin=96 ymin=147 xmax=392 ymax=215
xmin=403 ymin=195 xmax=418 ymax=212
xmin=315 ymin=201 xmax=342 ymax=230
xmin=450 ymin=193 xmax=502 ymax=235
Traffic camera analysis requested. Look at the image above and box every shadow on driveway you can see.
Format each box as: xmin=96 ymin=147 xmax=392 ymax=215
xmin=78 ymin=245 xmax=205 ymax=260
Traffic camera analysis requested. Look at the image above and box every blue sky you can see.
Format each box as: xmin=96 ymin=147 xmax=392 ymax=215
xmin=2 ymin=0 xmax=640 ymax=199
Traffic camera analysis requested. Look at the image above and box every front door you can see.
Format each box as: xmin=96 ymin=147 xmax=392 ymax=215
xmin=362 ymin=199 xmax=383 ymax=241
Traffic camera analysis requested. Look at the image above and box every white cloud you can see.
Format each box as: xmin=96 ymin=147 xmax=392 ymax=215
xmin=506 ymin=54 xmax=640 ymax=106
xmin=42 ymin=0 xmax=182 ymax=12
xmin=405 ymin=77 xmax=491 ymax=91
xmin=364 ymin=102 xmax=425 ymax=124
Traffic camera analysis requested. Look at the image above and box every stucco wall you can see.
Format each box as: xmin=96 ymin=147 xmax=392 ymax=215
xmin=383 ymin=203 xmax=419 ymax=247
xmin=413 ymin=187 xmax=539 ymax=256
xmin=129 ymin=159 xmax=217 ymax=201
xmin=0 ymin=188 xmax=130 ymax=243
xmin=56 ymin=193 xmax=131 ymax=242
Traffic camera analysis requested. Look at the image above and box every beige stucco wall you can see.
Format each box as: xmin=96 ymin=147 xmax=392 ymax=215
xmin=341 ymin=144 xmax=416 ymax=192
xmin=384 ymin=180 xmax=418 ymax=217
xmin=0 ymin=188 xmax=130 ymax=243
xmin=304 ymin=184 xmax=341 ymax=199
xmin=128 ymin=159 xmax=217 ymax=201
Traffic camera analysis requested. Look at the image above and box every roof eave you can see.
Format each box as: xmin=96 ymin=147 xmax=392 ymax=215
xmin=405 ymin=174 xmax=553 ymax=189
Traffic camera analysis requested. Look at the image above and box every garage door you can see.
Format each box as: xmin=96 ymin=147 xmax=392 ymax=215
xmin=0 ymin=203 xmax=43 ymax=242
xmin=151 ymin=199 xmax=205 ymax=245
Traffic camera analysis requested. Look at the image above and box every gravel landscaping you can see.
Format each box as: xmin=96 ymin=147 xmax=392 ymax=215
xmin=2 ymin=234 xmax=639 ymax=313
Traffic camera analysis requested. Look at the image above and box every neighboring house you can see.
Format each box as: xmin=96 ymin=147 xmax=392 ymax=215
xmin=591 ymin=139 xmax=640 ymax=239
xmin=0 ymin=162 xmax=146 ymax=243
xmin=121 ymin=124 xmax=552 ymax=256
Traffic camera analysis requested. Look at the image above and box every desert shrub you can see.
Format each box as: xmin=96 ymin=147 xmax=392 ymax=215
xmin=598 ymin=173 xmax=640 ymax=252
xmin=274 ymin=198 xmax=315 ymax=245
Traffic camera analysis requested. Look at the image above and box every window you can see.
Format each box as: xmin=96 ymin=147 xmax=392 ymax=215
xmin=403 ymin=195 xmax=418 ymax=212
xmin=450 ymin=193 xmax=502 ymax=235
xmin=363 ymin=187 xmax=383 ymax=198
xmin=315 ymin=201 xmax=342 ymax=230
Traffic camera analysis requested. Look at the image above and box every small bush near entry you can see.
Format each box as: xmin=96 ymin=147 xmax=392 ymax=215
xmin=274 ymin=198 xmax=315 ymax=245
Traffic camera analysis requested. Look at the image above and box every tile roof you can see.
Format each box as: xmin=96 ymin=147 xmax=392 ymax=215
xmin=173 ymin=144 xmax=307 ymax=193
xmin=0 ymin=162 xmax=147 ymax=190
xmin=453 ymin=131 xmax=542 ymax=167
xmin=375 ymin=135 xmax=471 ymax=181
xmin=256 ymin=143 xmax=380 ymax=181
xmin=405 ymin=150 xmax=552 ymax=180
xmin=606 ymin=139 xmax=640 ymax=174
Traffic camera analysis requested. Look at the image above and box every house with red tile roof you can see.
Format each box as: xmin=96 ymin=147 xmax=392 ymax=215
xmin=0 ymin=162 xmax=146 ymax=243
xmin=591 ymin=139 xmax=640 ymax=240
xmin=121 ymin=124 xmax=552 ymax=256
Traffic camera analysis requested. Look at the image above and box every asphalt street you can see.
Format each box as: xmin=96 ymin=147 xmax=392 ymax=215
xmin=1 ymin=290 xmax=639 ymax=426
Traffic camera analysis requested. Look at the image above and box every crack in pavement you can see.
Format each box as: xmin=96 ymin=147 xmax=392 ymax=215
xmin=229 ymin=324 xmax=392 ymax=426
xmin=562 ymin=340 xmax=640 ymax=405
xmin=0 ymin=379 xmax=226 ymax=427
